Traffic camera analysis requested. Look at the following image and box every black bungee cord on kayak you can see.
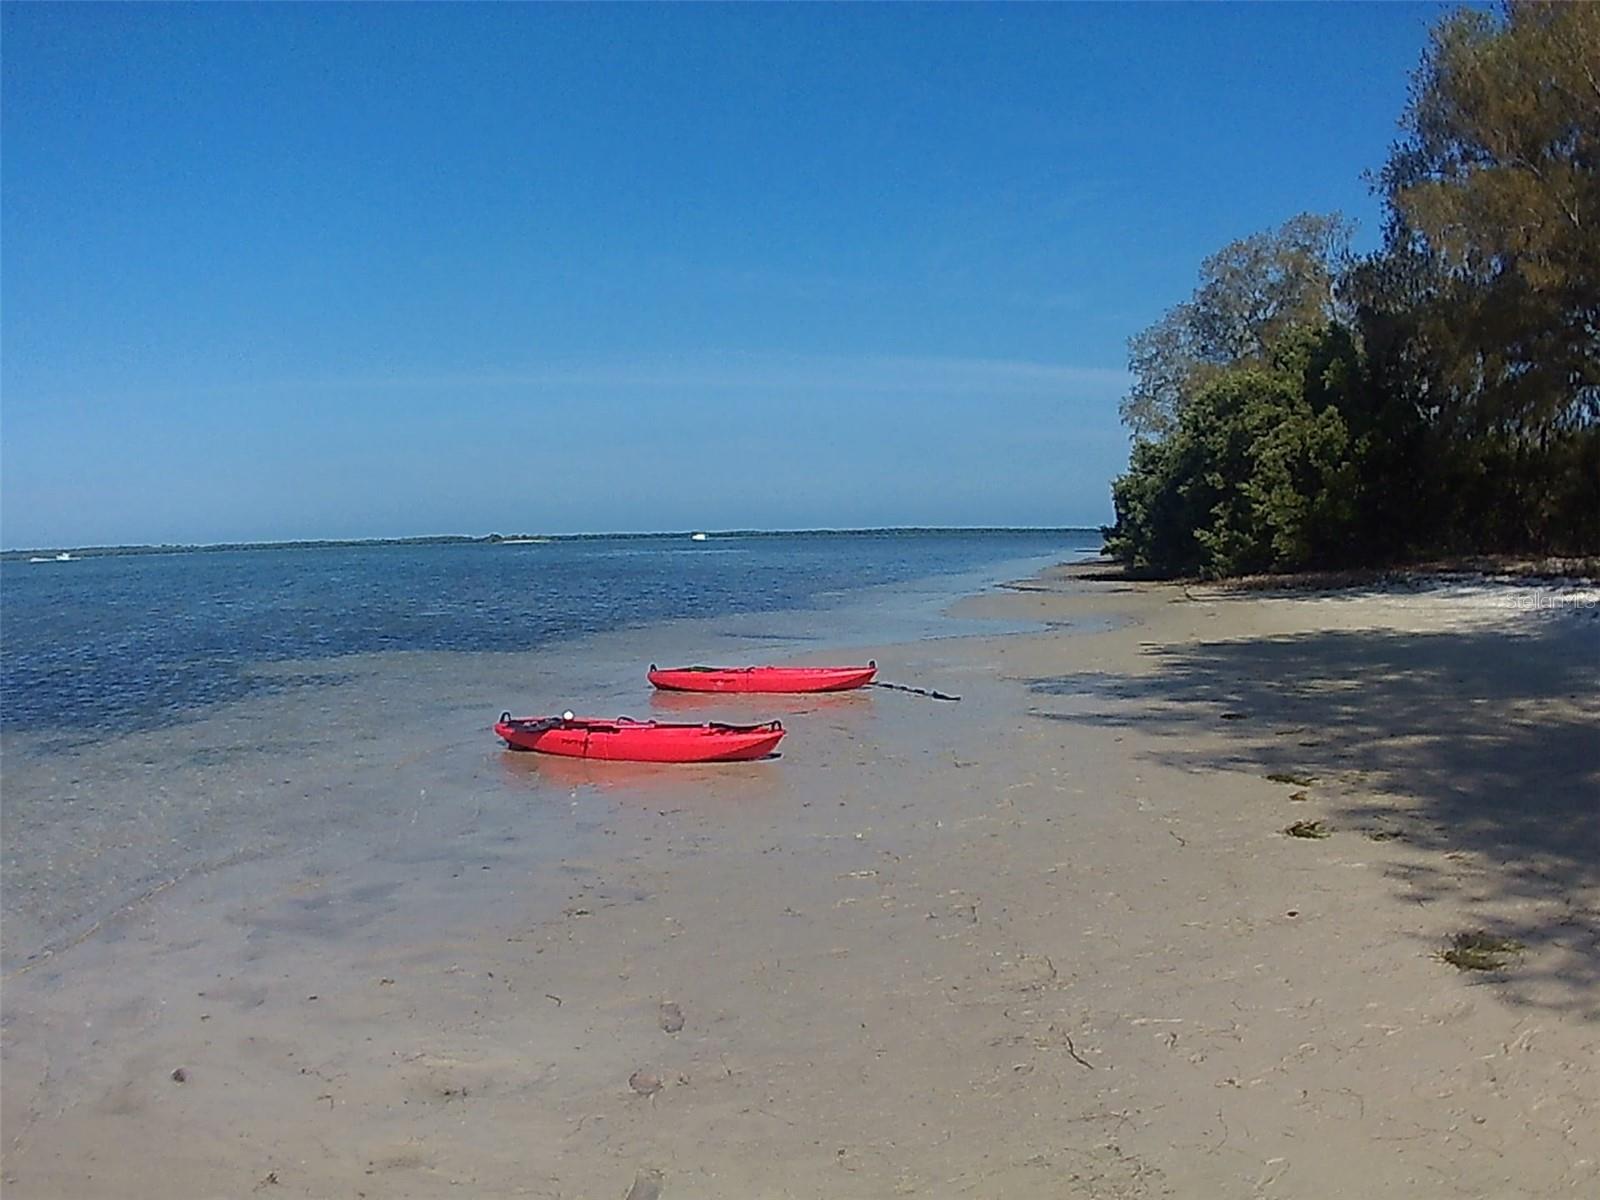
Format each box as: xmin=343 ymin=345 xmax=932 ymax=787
xmin=499 ymin=711 xmax=566 ymax=734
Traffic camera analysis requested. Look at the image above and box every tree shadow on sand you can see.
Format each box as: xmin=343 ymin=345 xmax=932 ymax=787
xmin=1027 ymin=617 xmax=1599 ymax=1015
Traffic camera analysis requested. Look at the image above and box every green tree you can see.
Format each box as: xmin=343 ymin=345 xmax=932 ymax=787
xmin=1106 ymin=3 xmax=1600 ymax=573
xmin=1106 ymin=327 xmax=1368 ymax=578
xmin=1120 ymin=213 xmax=1353 ymax=439
xmin=1381 ymin=0 xmax=1599 ymax=435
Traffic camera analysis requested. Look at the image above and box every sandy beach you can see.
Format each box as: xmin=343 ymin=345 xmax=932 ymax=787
xmin=3 ymin=562 xmax=1596 ymax=1198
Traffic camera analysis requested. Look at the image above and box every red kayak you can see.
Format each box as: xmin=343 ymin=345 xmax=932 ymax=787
xmin=647 ymin=662 xmax=877 ymax=694
xmin=495 ymin=713 xmax=784 ymax=762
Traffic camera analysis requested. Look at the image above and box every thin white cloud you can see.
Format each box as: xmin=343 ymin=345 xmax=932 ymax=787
xmin=253 ymin=352 xmax=1130 ymax=400
xmin=13 ymin=353 xmax=1131 ymax=422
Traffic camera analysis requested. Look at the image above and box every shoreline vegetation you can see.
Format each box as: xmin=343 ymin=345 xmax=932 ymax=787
xmin=1104 ymin=4 xmax=1599 ymax=580
xmin=0 ymin=525 xmax=1100 ymax=563
xmin=1099 ymin=553 xmax=1600 ymax=587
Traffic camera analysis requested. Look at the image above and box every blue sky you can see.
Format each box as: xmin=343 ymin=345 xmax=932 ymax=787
xmin=2 ymin=2 xmax=1453 ymax=548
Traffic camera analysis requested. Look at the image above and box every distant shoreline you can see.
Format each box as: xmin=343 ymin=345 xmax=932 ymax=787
xmin=0 ymin=525 xmax=1103 ymax=563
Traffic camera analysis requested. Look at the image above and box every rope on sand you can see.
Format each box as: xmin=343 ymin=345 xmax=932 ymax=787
xmin=868 ymin=681 xmax=961 ymax=702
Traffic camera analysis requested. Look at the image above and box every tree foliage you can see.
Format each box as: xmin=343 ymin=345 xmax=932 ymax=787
xmin=1106 ymin=329 xmax=1366 ymax=577
xmin=1120 ymin=213 xmax=1352 ymax=440
xmin=1106 ymin=2 xmax=1599 ymax=576
xmin=1382 ymin=0 xmax=1599 ymax=433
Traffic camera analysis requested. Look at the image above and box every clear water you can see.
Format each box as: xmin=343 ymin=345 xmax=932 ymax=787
xmin=0 ymin=529 xmax=1099 ymax=968
xmin=1 ymin=530 xmax=1098 ymax=736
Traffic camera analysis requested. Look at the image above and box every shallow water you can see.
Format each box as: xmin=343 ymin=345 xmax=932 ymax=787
xmin=1 ymin=531 xmax=1091 ymax=737
xmin=0 ymin=530 xmax=1098 ymax=970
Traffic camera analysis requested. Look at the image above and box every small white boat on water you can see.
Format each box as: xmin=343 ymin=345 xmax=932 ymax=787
xmin=29 ymin=552 xmax=75 ymax=563
xmin=690 ymin=532 xmax=709 ymax=542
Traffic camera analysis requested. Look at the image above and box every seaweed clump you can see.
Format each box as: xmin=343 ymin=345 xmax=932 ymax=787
xmin=1437 ymin=931 xmax=1524 ymax=971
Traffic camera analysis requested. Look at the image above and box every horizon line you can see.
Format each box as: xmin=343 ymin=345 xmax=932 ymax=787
xmin=1 ymin=524 xmax=1107 ymax=558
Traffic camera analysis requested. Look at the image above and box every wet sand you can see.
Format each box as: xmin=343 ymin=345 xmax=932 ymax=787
xmin=3 ymin=563 xmax=1596 ymax=1197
